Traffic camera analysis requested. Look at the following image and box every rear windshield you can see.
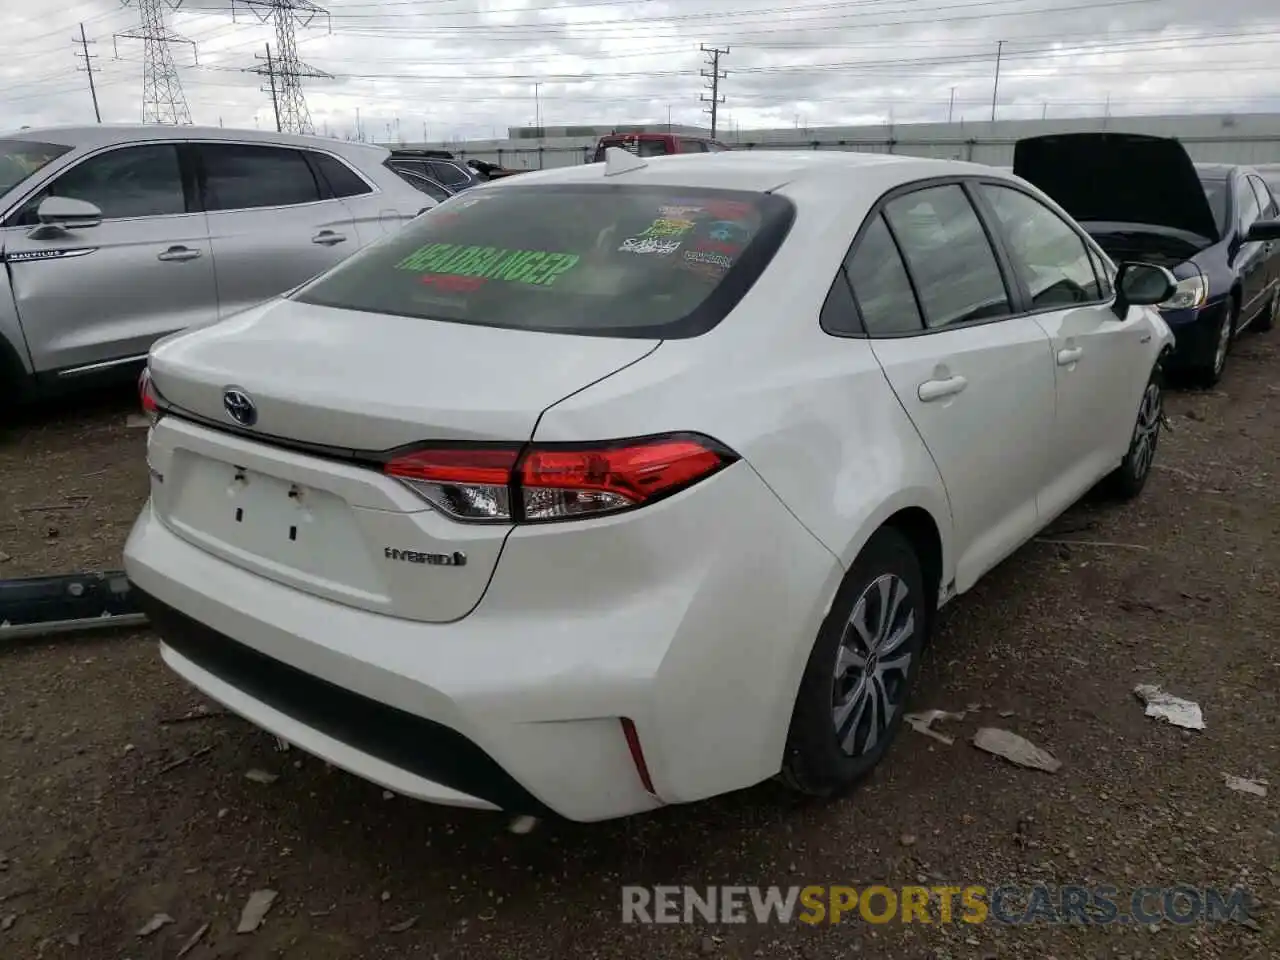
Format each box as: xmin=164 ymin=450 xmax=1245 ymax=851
xmin=1199 ymin=177 xmax=1229 ymax=236
xmin=592 ymin=138 xmax=672 ymax=162
xmin=292 ymin=183 xmax=795 ymax=339
xmin=0 ymin=140 xmax=72 ymax=196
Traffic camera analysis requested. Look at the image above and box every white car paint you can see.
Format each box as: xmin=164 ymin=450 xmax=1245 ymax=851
xmin=123 ymin=149 xmax=1174 ymax=822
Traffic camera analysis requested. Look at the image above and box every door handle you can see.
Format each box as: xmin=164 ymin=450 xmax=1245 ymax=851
xmin=917 ymin=374 xmax=968 ymax=402
xmin=312 ymin=230 xmax=347 ymax=246
xmin=157 ymin=245 xmax=201 ymax=262
xmin=1056 ymin=346 xmax=1083 ymax=366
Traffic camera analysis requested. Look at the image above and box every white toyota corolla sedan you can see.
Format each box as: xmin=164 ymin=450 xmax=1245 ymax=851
xmin=124 ymin=148 xmax=1176 ymax=822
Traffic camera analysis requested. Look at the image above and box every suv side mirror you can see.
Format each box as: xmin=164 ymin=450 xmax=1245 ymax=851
xmin=1113 ymin=261 xmax=1177 ymax=316
xmin=32 ymin=196 xmax=103 ymax=235
xmin=1245 ymin=219 xmax=1280 ymax=243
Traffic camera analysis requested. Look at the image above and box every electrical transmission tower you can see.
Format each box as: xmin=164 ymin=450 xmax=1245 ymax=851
xmin=235 ymin=0 xmax=332 ymax=135
xmin=115 ymin=0 xmax=196 ymax=125
xmin=699 ymin=44 xmax=729 ymax=139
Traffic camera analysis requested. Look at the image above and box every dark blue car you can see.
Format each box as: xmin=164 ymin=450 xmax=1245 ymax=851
xmin=1014 ymin=132 xmax=1280 ymax=385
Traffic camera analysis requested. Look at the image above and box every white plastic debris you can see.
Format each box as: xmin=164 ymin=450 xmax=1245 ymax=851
xmin=236 ymin=889 xmax=278 ymax=933
xmin=1223 ymin=775 xmax=1268 ymax=798
xmin=244 ymin=769 xmax=279 ymax=784
xmin=137 ymin=913 xmax=175 ymax=937
xmin=903 ymin=709 xmax=967 ymax=746
xmin=1134 ymin=685 xmax=1205 ymax=730
xmin=508 ymin=815 xmax=539 ymax=834
xmin=972 ymin=727 xmax=1062 ymax=773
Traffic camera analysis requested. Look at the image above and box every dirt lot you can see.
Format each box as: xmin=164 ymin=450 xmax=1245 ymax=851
xmin=1 ymin=337 xmax=1277 ymax=960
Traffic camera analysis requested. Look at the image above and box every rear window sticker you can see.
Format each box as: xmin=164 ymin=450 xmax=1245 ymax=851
xmin=638 ymin=217 xmax=696 ymax=239
xmin=700 ymin=200 xmax=755 ymax=221
xmin=707 ymin=220 xmax=752 ymax=243
xmin=619 ymin=237 xmax=683 ymax=255
xmin=395 ymin=243 xmax=580 ymax=286
xmin=659 ymin=205 xmax=705 ymax=218
xmin=421 ymin=273 xmax=486 ymax=292
xmin=683 ymin=250 xmax=733 ymax=270
xmin=692 ymin=239 xmax=742 ymax=256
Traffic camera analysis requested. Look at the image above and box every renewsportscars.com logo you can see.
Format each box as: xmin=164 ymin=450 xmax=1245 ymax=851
xmin=621 ymin=884 xmax=1254 ymax=926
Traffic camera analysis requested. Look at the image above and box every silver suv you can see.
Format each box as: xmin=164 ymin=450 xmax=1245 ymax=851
xmin=0 ymin=125 xmax=436 ymax=403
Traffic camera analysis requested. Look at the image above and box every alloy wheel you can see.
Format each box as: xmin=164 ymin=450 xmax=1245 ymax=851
xmin=831 ymin=574 xmax=916 ymax=757
xmin=1130 ymin=380 xmax=1162 ymax=481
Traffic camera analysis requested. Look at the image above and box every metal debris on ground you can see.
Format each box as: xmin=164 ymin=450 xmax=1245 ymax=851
xmin=137 ymin=913 xmax=175 ymax=937
xmin=972 ymin=727 xmax=1063 ymax=773
xmin=1223 ymin=775 xmax=1268 ymax=798
xmin=244 ymin=769 xmax=279 ymax=785
xmin=176 ymin=921 xmax=210 ymax=957
xmin=508 ymin=815 xmax=539 ymax=834
xmin=1133 ymin=684 xmax=1205 ymax=730
xmin=236 ymin=889 xmax=278 ymax=934
xmin=125 ymin=414 xmax=152 ymax=429
xmin=903 ymin=709 xmax=967 ymax=746
xmin=0 ymin=571 xmax=147 ymax=641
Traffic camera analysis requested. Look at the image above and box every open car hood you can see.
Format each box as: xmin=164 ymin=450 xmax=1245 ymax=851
xmin=1012 ymin=132 xmax=1220 ymax=243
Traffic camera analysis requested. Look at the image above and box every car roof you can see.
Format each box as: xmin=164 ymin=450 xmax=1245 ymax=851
xmin=484 ymin=150 xmax=1006 ymax=194
xmin=0 ymin=124 xmax=389 ymax=163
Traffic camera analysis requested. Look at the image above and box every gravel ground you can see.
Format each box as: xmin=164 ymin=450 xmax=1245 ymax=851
xmin=0 ymin=336 xmax=1277 ymax=960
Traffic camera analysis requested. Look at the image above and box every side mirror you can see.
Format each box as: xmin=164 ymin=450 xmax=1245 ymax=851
xmin=1245 ymin=219 xmax=1280 ymax=243
xmin=35 ymin=196 xmax=103 ymax=231
xmin=1113 ymin=261 xmax=1178 ymax=315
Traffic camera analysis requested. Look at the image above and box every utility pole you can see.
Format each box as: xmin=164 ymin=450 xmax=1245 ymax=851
xmin=700 ymin=44 xmax=728 ymax=139
xmin=533 ymin=82 xmax=542 ymax=131
xmin=990 ymin=39 xmax=1004 ymax=123
xmin=73 ymin=23 xmax=102 ymax=123
xmin=948 ymin=86 xmax=956 ymax=123
xmin=253 ymin=43 xmax=282 ymax=132
xmin=115 ymin=0 xmax=196 ymax=125
xmin=235 ymin=0 xmax=332 ymax=135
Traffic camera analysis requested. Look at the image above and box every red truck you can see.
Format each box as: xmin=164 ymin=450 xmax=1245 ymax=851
xmin=591 ymin=132 xmax=731 ymax=161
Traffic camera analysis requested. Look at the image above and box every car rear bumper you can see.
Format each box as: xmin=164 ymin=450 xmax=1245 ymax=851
xmin=123 ymin=462 xmax=842 ymax=822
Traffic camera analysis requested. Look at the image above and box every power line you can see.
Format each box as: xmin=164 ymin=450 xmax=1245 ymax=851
xmin=72 ymin=22 xmax=102 ymax=123
xmin=700 ymin=44 xmax=728 ymax=138
xmin=233 ymin=0 xmax=332 ymax=134
xmin=246 ymin=42 xmax=283 ymax=132
xmin=115 ymin=0 xmax=196 ymax=124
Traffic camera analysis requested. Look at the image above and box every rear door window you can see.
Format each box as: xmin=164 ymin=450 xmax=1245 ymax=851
xmin=883 ymin=184 xmax=1012 ymax=329
xmin=199 ymin=143 xmax=322 ymax=211
xmin=843 ymin=214 xmax=925 ymax=335
xmin=293 ymin=184 xmax=795 ymax=339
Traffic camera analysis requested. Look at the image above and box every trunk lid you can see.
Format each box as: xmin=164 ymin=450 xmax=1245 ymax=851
xmin=1012 ymin=132 xmax=1220 ymax=243
xmin=145 ymin=297 xmax=659 ymax=622
xmin=148 ymin=297 xmax=660 ymax=451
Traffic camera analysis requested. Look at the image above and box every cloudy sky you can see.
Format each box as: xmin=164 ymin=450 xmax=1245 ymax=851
xmin=4 ymin=0 xmax=1280 ymax=142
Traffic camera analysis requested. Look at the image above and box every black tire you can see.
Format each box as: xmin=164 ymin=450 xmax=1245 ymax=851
xmin=1102 ymin=363 xmax=1164 ymax=501
xmin=1258 ymin=290 xmax=1277 ymax=333
xmin=780 ymin=527 xmax=928 ymax=798
xmin=1195 ymin=301 xmax=1235 ymax=388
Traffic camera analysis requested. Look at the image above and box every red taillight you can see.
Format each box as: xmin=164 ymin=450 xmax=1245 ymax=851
xmin=138 ymin=367 xmax=160 ymax=422
xmin=382 ymin=434 xmax=735 ymax=524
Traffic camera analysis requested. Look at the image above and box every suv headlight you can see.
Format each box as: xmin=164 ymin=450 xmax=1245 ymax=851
xmin=1160 ymin=275 xmax=1207 ymax=311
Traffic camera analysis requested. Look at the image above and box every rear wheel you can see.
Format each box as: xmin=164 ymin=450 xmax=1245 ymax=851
xmin=1102 ymin=364 xmax=1163 ymax=501
xmin=780 ymin=527 xmax=928 ymax=797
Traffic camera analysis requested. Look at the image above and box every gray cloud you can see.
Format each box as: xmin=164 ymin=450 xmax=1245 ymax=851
xmin=3 ymin=0 xmax=1279 ymax=140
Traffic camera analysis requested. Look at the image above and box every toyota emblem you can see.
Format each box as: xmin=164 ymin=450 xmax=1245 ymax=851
xmin=222 ymin=387 xmax=257 ymax=427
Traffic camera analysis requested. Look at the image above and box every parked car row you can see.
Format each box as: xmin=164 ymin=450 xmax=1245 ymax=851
xmin=127 ymin=143 xmax=1200 ymax=823
xmin=0 ymin=125 xmax=435 ymax=404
